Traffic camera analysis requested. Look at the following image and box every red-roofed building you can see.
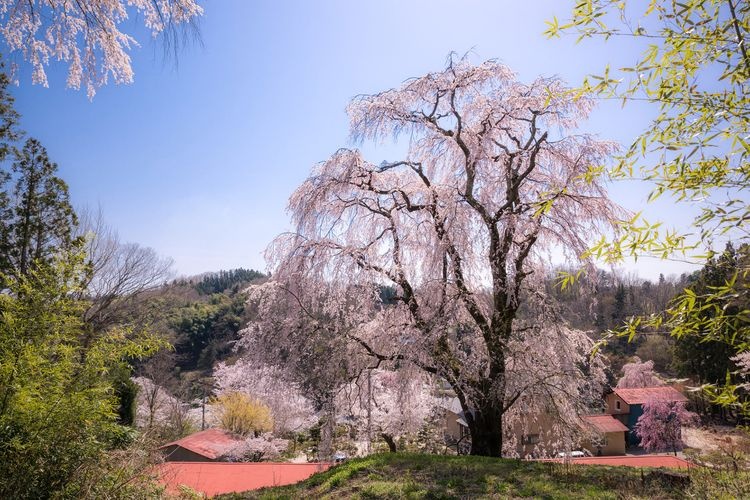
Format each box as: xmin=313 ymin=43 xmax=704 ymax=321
xmin=605 ymin=386 xmax=688 ymax=447
xmin=159 ymin=428 xmax=245 ymax=462
xmin=580 ymin=414 xmax=629 ymax=456
xmin=157 ymin=462 xmax=331 ymax=496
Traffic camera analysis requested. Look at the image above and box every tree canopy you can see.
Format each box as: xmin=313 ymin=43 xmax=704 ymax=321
xmin=0 ymin=0 xmax=203 ymax=97
xmin=248 ymin=57 xmax=620 ymax=457
xmin=550 ymin=0 xmax=750 ymax=414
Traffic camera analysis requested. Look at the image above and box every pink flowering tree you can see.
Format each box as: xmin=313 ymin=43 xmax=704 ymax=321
xmin=635 ymin=397 xmax=699 ymax=455
xmin=0 ymin=0 xmax=203 ymax=97
xmin=249 ymin=56 xmax=620 ymax=457
xmin=617 ymin=357 xmax=662 ymax=388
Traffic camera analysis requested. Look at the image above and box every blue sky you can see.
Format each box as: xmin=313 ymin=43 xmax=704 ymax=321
xmin=11 ymin=0 xmax=702 ymax=279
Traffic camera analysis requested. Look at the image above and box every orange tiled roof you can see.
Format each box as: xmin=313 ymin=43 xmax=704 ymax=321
xmin=156 ymin=462 xmax=331 ymax=496
xmin=159 ymin=428 xmax=244 ymax=460
xmin=613 ymin=386 xmax=688 ymax=405
xmin=583 ymin=414 xmax=629 ymax=433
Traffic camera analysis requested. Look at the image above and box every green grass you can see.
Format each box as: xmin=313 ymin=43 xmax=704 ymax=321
xmin=217 ymin=453 xmax=689 ymax=499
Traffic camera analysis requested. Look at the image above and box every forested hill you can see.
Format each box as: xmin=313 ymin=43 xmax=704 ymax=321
xmin=134 ymin=268 xmax=267 ymax=398
xmin=137 ymin=243 xmax=749 ymax=404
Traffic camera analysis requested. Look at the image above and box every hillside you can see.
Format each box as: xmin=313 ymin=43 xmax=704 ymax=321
xmin=218 ymin=453 xmax=691 ymax=499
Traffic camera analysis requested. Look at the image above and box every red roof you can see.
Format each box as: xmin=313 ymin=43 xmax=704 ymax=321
xmin=583 ymin=414 xmax=629 ymax=433
xmin=547 ymin=455 xmax=693 ymax=469
xmin=613 ymin=386 xmax=688 ymax=405
xmin=159 ymin=428 xmax=244 ymax=460
xmin=156 ymin=462 xmax=331 ymax=496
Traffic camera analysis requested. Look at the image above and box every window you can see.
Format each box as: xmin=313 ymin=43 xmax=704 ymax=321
xmin=459 ymin=424 xmax=469 ymax=439
xmin=615 ymin=400 xmax=621 ymax=411
xmin=522 ymin=434 xmax=540 ymax=445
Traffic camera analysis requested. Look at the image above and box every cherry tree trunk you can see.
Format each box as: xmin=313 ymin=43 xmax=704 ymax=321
xmin=381 ymin=433 xmax=398 ymax=453
xmin=318 ymin=398 xmax=335 ymax=461
xmin=469 ymin=405 xmax=503 ymax=457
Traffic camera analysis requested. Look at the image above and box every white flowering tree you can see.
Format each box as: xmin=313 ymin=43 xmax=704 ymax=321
xmin=251 ymin=57 xmax=619 ymax=456
xmin=213 ymin=360 xmax=316 ymax=435
xmin=338 ymin=368 xmax=438 ymax=453
xmin=617 ymin=357 xmax=663 ymax=389
xmin=221 ymin=434 xmax=289 ymax=462
xmin=0 ymin=0 xmax=203 ymax=97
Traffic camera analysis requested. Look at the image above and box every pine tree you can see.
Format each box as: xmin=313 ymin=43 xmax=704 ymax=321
xmin=0 ymin=66 xmax=22 ymax=278
xmin=4 ymin=138 xmax=77 ymax=278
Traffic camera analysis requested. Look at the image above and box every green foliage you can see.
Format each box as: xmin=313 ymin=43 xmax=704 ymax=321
xmin=1 ymin=138 xmax=78 ymax=281
xmin=0 ymin=66 xmax=21 ymax=276
xmin=551 ymin=0 xmax=750 ymax=414
xmin=686 ymin=467 xmax=750 ymax=499
xmin=0 ymin=250 xmax=164 ymax=498
xmin=635 ymin=334 xmax=673 ymax=374
xmin=194 ymin=268 xmax=265 ymax=295
xmin=171 ymin=292 xmax=246 ymax=370
xmin=113 ymin=367 xmax=140 ymax=426
xmin=548 ymin=0 xmax=749 ymax=254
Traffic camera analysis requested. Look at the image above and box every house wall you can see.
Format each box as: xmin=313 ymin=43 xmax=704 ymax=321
xmin=509 ymin=413 xmax=564 ymax=458
xmin=162 ymin=445 xmax=214 ymax=462
xmin=444 ymin=410 xmax=469 ymax=444
xmin=605 ymin=392 xmax=630 ymax=421
xmin=581 ymin=431 xmax=626 ymax=456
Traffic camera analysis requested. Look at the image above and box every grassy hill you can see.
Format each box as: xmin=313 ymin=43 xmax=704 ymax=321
xmin=218 ymin=453 xmax=691 ymax=499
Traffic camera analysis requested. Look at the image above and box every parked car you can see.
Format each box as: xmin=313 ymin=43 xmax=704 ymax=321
xmin=556 ymin=450 xmax=591 ymax=458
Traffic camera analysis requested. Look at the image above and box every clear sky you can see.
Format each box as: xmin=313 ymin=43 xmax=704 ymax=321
xmin=11 ymin=0 xmax=704 ymax=280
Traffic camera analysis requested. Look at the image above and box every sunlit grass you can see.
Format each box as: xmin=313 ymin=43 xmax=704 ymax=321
xmin=219 ymin=452 xmax=688 ymax=499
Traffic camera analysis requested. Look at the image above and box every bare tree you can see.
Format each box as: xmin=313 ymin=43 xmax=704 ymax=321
xmin=76 ymin=207 xmax=174 ymax=332
xmin=134 ymin=350 xmax=177 ymax=428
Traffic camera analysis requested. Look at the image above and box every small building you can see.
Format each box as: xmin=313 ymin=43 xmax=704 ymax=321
xmin=605 ymin=386 xmax=688 ymax=447
xmin=441 ymin=397 xmax=470 ymax=452
xmin=160 ymin=428 xmax=245 ymax=462
xmin=581 ymin=414 xmax=628 ymax=456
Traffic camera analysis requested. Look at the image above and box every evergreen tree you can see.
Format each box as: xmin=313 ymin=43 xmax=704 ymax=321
xmin=0 ymin=67 xmax=21 ymax=277
xmin=673 ymin=243 xmax=750 ymax=385
xmin=3 ymin=138 xmax=77 ymax=279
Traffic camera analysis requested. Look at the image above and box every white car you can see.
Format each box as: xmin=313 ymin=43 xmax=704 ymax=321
xmin=556 ymin=450 xmax=588 ymax=458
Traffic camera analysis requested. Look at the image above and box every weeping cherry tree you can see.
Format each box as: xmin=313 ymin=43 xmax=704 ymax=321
xmin=251 ymin=57 xmax=622 ymax=457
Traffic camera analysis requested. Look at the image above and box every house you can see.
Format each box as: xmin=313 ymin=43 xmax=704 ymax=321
xmin=159 ymin=428 xmax=246 ymax=462
xmin=580 ymin=414 xmax=629 ymax=456
xmin=441 ymin=398 xmax=562 ymax=457
xmin=442 ymin=398 xmax=627 ymax=458
xmin=441 ymin=398 xmax=470 ymax=452
xmin=605 ymin=386 xmax=688 ymax=447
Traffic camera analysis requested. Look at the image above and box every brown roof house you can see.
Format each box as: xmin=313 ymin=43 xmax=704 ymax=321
xmin=605 ymin=386 xmax=688 ymax=447
xmin=160 ymin=428 xmax=246 ymax=462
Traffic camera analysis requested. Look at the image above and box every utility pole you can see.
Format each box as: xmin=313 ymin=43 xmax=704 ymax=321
xmin=201 ymin=385 xmax=206 ymax=430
